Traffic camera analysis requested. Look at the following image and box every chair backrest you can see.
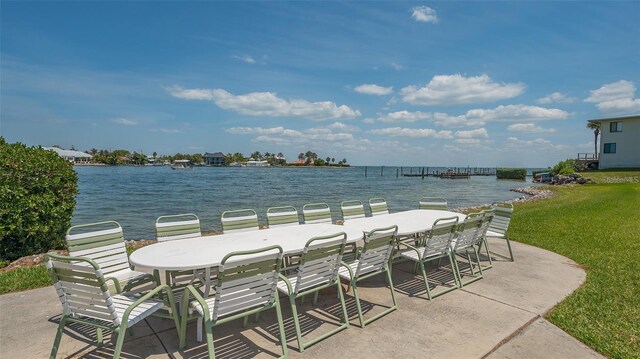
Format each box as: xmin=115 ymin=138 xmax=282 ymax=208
xmin=419 ymin=197 xmax=448 ymax=210
xmin=341 ymin=200 xmax=365 ymax=221
xmin=221 ymin=209 xmax=259 ymax=234
xmin=355 ymin=226 xmax=397 ymax=277
xmin=66 ymin=221 xmax=130 ymax=277
xmin=489 ymin=202 xmax=513 ymax=236
xmin=453 ymin=214 xmax=483 ymax=250
xmin=214 ymin=246 xmax=283 ymax=321
xmin=266 ymin=206 xmax=300 ymax=228
xmin=302 ymin=203 xmax=333 ymax=224
xmin=46 ymin=253 xmax=120 ymax=325
xmin=155 ymin=214 xmax=201 ymax=242
xmin=478 ymin=210 xmax=495 ymax=239
xmin=423 ymin=217 xmax=459 ymax=257
xmin=294 ymin=232 xmax=347 ymax=294
xmin=369 ymin=198 xmax=389 ymax=216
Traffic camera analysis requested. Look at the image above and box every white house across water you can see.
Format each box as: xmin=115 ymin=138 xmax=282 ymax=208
xmin=588 ymin=114 xmax=640 ymax=169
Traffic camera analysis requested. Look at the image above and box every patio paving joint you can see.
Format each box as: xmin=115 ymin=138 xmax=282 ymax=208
xmin=459 ymin=287 xmax=539 ymax=316
xmin=480 ymin=315 xmax=540 ymax=359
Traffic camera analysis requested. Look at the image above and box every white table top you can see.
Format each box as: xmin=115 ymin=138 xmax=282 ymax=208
xmin=129 ymin=223 xmax=364 ymax=271
xmin=129 ymin=209 xmax=467 ymax=271
xmin=341 ymin=209 xmax=467 ymax=236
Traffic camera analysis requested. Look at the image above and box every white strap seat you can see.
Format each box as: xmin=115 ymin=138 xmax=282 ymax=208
xmin=397 ymin=247 xmax=446 ymax=262
xmin=486 ymin=229 xmax=505 ymax=238
xmin=112 ymin=294 xmax=164 ymax=327
xmin=338 ymin=260 xmax=360 ymax=280
xmin=276 ymin=275 xmax=299 ymax=294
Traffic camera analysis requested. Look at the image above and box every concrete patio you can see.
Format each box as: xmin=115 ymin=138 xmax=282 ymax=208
xmin=0 ymin=239 xmax=603 ymax=359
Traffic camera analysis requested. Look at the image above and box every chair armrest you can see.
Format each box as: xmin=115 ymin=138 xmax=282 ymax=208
xmin=121 ymin=284 xmax=174 ymax=328
xmin=278 ymin=273 xmax=293 ymax=294
xmin=104 ymin=276 xmax=122 ymax=294
xmin=340 ymin=261 xmax=354 ymax=279
xmin=398 ymin=242 xmax=422 ymax=257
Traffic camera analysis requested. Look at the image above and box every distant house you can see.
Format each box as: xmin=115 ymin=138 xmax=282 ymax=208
xmin=588 ymin=114 xmax=640 ymax=169
xmin=44 ymin=147 xmax=93 ymax=164
xmin=243 ymin=159 xmax=270 ymax=167
xmin=203 ymin=152 xmax=226 ymax=166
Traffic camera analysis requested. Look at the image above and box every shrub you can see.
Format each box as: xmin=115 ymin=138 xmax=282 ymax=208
xmin=0 ymin=138 xmax=78 ymax=261
xmin=496 ymin=168 xmax=527 ymax=180
xmin=552 ymin=159 xmax=580 ymax=175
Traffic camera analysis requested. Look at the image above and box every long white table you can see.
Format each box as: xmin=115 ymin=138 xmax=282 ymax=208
xmin=341 ymin=209 xmax=467 ymax=237
xmin=129 ymin=223 xmax=363 ymax=272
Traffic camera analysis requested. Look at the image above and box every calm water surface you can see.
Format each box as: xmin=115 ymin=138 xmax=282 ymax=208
xmin=73 ymin=166 xmax=538 ymax=239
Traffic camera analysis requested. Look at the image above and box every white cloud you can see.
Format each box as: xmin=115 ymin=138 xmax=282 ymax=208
xmin=507 ymin=123 xmax=556 ymax=133
xmin=411 ymin=6 xmax=438 ymax=23
xmin=391 ymin=62 xmax=404 ymax=71
xmin=233 ymin=55 xmax=256 ymax=64
xmin=455 ymin=138 xmax=482 ymax=145
xmin=112 ymin=118 xmax=139 ymax=126
xmin=505 ymin=137 xmax=568 ymax=151
xmin=354 ymin=84 xmax=393 ymax=95
xmin=362 ymin=118 xmax=375 ymax=124
xmin=536 ymin=92 xmax=576 ymax=104
xmin=465 ymin=104 xmax=568 ymax=123
xmin=329 ymin=121 xmax=360 ymax=132
xmin=585 ymin=80 xmax=640 ymax=113
xmin=378 ymin=110 xmax=432 ymax=123
xmin=226 ymin=126 xmax=353 ymax=143
xmin=433 ymin=105 xmax=567 ymax=127
xmin=170 ymin=86 xmax=361 ymax=120
xmin=150 ymin=128 xmax=182 ymax=133
xmin=369 ymin=127 xmax=453 ymax=139
xmin=401 ymin=74 xmax=525 ymax=105
xmin=455 ymin=128 xmax=489 ymax=139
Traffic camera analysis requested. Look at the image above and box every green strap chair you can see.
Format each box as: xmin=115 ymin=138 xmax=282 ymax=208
xmin=451 ymin=215 xmax=485 ymax=287
xmin=398 ymin=217 xmax=460 ymax=299
xmin=267 ymin=206 xmax=300 ymax=227
xmin=472 ymin=210 xmax=495 ymax=271
xmin=66 ymin=221 xmax=156 ymax=294
xmin=221 ymin=209 xmax=259 ymax=233
xmin=302 ymin=203 xmax=333 ymax=224
xmin=485 ymin=202 xmax=515 ymax=261
xmin=341 ymin=200 xmax=366 ymax=221
xmin=179 ymin=246 xmax=287 ymax=359
xmin=368 ymin=198 xmax=389 ymax=216
xmin=46 ymin=253 xmax=181 ymax=359
xmin=155 ymin=214 xmax=207 ymax=301
xmin=338 ymin=225 xmax=398 ymax=327
xmin=419 ymin=197 xmax=448 ymax=210
xmin=277 ymin=232 xmax=350 ymax=352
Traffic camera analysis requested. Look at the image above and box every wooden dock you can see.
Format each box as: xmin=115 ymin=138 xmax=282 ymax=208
xmin=364 ymin=166 xmax=497 ymax=178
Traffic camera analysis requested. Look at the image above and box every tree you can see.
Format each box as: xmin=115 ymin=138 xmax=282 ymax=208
xmin=0 ymin=138 xmax=78 ymax=260
xmin=331 ymin=157 xmax=335 ymax=164
xmin=250 ymin=151 xmax=262 ymax=160
xmin=587 ymin=122 xmax=600 ymax=158
xmin=152 ymin=151 xmax=157 ymax=159
xmin=342 ymin=158 xmax=347 ymax=164
xmin=325 ymin=157 xmax=331 ymax=165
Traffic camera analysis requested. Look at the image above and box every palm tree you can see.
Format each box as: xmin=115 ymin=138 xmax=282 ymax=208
xmin=325 ymin=156 xmax=331 ymax=165
xmin=298 ymin=153 xmax=305 ymax=161
xmin=152 ymin=151 xmax=157 ymax=159
xmin=587 ymin=122 xmax=600 ymax=158
xmin=331 ymin=157 xmax=335 ymax=164
xmin=342 ymin=158 xmax=347 ymax=164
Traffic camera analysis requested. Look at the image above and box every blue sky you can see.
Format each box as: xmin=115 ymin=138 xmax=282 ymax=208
xmin=1 ymin=1 xmax=639 ymax=167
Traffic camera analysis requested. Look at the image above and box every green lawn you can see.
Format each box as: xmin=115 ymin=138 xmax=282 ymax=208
xmin=510 ymin=182 xmax=640 ymax=359
xmin=580 ymin=169 xmax=640 ymax=183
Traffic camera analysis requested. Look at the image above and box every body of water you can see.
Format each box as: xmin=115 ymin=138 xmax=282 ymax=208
xmin=73 ymin=166 xmax=539 ymax=240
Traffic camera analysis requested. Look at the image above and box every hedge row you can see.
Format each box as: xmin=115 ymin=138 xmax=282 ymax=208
xmin=496 ymin=168 xmax=527 ymax=180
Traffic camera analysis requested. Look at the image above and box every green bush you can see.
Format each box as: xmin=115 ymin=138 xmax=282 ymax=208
xmin=0 ymin=138 xmax=78 ymax=261
xmin=496 ymin=168 xmax=527 ymax=180
xmin=552 ymin=159 xmax=579 ymax=175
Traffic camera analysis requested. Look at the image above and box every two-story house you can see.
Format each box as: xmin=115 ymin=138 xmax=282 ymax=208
xmin=588 ymin=114 xmax=640 ymax=169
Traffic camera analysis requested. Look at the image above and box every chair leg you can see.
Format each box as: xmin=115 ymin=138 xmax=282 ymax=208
xmin=289 ymin=295 xmax=305 ymax=352
xmin=274 ymin=297 xmax=289 ymax=359
xmin=96 ymin=328 xmax=103 ymax=348
xmin=112 ymin=328 xmax=126 ymax=359
xmin=351 ymin=280 xmax=365 ymax=328
xmin=336 ymin=281 xmax=350 ymax=328
xmin=448 ymin=253 xmax=460 ymax=288
xmin=506 ymin=235 xmax=514 ymax=261
xmin=50 ymin=316 xmax=67 ymax=359
xmin=204 ymin=319 xmax=216 ymax=359
xmin=418 ymin=261 xmax=432 ymax=300
xmin=313 ymin=291 xmax=319 ymax=305
xmin=386 ymin=268 xmax=397 ymax=308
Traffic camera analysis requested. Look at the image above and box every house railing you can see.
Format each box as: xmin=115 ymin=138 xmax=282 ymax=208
xmin=577 ymin=153 xmax=598 ymax=161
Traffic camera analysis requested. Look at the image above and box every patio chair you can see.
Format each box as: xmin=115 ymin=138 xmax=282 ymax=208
xmin=339 ymin=225 xmax=398 ymax=327
xmin=267 ymin=206 xmax=300 ymax=228
xmin=302 ymin=202 xmax=333 ymax=224
xmin=451 ymin=214 xmax=485 ymax=287
xmin=277 ymin=232 xmax=350 ymax=352
xmin=46 ymin=253 xmax=181 ymax=359
xmin=398 ymin=217 xmax=460 ymax=299
xmin=368 ymin=198 xmax=389 ymax=216
xmin=474 ymin=210 xmax=495 ymax=271
xmin=341 ymin=200 xmax=365 ymax=221
xmin=155 ymin=213 xmax=201 ymax=242
xmin=419 ymin=197 xmax=448 ymax=210
xmin=221 ymin=209 xmax=259 ymax=234
xmin=179 ymin=246 xmax=287 ymax=359
xmin=66 ymin=221 xmax=156 ymax=293
xmin=155 ymin=214 xmax=206 ymax=298
xmin=485 ymin=202 xmax=515 ymax=261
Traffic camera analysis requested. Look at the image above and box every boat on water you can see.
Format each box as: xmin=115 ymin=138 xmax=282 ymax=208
xmin=171 ymin=159 xmax=193 ymax=170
